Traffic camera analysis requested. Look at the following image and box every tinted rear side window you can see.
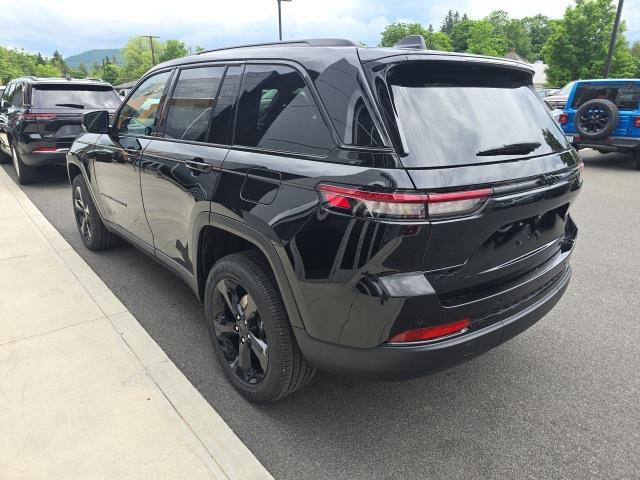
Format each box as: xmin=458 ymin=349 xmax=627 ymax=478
xmin=570 ymin=83 xmax=640 ymax=110
xmin=387 ymin=62 xmax=568 ymax=167
xmin=32 ymin=85 xmax=121 ymax=109
xmin=209 ymin=65 xmax=242 ymax=145
xmin=11 ymin=83 xmax=23 ymax=107
xmin=234 ymin=65 xmax=334 ymax=156
xmin=164 ymin=66 xmax=225 ymax=142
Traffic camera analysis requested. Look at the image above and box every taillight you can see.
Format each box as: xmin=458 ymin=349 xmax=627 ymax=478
xmin=318 ymin=184 xmax=491 ymax=221
xmin=21 ymin=113 xmax=57 ymax=120
xmin=559 ymin=113 xmax=568 ymax=124
xmin=634 ymin=117 xmax=640 ymax=128
xmin=32 ymin=146 xmax=58 ymax=153
xmin=388 ymin=318 xmax=471 ymax=343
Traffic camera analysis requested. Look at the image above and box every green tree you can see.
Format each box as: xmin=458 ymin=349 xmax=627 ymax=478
xmin=159 ymin=39 xmax=188 ymax=63
xmin=451 ymin=18 xmax=475 ymax=52
xmin=440 ymin=10 xmax=461 ymax=35
xmin=631 ymin=40 xmax=640 ymax=76
xmin=467 ymin=19 xmax=508 ymax=56
xmin=380 ymin=22 xmax=426 ymax=47
xmin=504 ymin=19 xmax=532 ymax=60
xmin=380 ymin=22 xmax=451 ymax=51
xmin=121 ymin=37 xmax=158 ymax=82
xmin=542 ymin=0 xmax=636 ymax=85
xmin=35 ymin=63 xmax=61 ymax=77
xmin=522 ymin=14 xmax=552 ymax=61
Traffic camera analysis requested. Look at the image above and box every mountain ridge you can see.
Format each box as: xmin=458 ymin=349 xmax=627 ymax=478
xmin=65 ymin=48 xmax=123 ymax=68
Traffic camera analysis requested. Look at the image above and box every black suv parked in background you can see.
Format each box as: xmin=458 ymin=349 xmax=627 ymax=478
xmin=67 ymin=38 xmax=582 ymax=402
xmin=0 ymin=77 xmax=121 ymax=184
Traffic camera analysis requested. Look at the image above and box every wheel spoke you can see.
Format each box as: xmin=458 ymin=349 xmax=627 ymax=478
xmin=213 ymin=313 xmax=236 ymax=337
xmin=237 ymin=340 xmax=251 ymax=373
xmin=239 ymin=294 xmax=258 ymax=321
xmin=217 ymin=279 xmax=240 ymax=317
xmin=248 ymin=332 xmax=268 ymax=371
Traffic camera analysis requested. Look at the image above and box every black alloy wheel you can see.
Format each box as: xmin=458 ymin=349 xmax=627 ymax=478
xmin=73 ymin=184 xmax=92 ymax=243
xmin=578 ymin=107 xmax=609 ymax=134
xmin=574 ymin=99 xmax=619 ymax=140
xmin=212 ymin=277 xmax=269 ymax=385
xmin=71 ymin=175 xmax=120 ymax=250
xmin=205 ymin=252 xmax=315 ymax=403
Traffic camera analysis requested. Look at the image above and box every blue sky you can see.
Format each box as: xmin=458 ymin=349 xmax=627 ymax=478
xmin=1 ymin=0 xmax=639 ymax=57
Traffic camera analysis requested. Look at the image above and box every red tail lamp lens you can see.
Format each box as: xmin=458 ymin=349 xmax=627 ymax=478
xmin=22 ymin=113 xmax=57 ymax=120
xmin=634 ymin=117 xmax=640 ymax=128
xmin=318 ymin=184 xmax=491 ymax=220
xmin=559 ymin=113 xmax=568 ymax=125
xmin=388 ymin=319 xmax=471 ymax=343
xmin=32 ymin=146 xmax=58 ymax=153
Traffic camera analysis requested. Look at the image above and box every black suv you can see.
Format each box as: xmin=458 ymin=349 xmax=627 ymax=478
xmin=0 ymin=77 xmax=121 ymax=184
xmin=67 ymin=38 xmax=582 ymax=402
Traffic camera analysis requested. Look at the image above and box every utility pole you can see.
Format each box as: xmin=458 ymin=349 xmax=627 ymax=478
xmin=141 ymin=35 xmax=160 ymax=65
xmin=604 ymin=0 xmax=624 ymax=77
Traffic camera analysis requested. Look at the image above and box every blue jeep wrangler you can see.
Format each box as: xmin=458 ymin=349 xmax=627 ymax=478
xmin=559 ymin=79 xmax=640 ymax=169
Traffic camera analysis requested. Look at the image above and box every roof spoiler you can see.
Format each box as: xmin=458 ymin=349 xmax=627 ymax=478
xmin=393 ymin=35 xmax=426 ymax=50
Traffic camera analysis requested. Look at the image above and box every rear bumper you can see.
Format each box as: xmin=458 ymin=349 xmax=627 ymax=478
xmin=570 ymin=136 xmax=640 ymax=151
xmin=295 ymin=264 xmax=571 ymax=380
xmin=20 ymin=149 xmax=69 ymax=167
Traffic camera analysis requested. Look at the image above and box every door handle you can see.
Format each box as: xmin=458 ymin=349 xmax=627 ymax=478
xmin=185 ymin=158 xmax=212 ymax=174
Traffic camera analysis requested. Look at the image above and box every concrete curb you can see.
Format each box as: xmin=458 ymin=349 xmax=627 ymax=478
xmin=0 ymin=167 xmax=273 ymax=480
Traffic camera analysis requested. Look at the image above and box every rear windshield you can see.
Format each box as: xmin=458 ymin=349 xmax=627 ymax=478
xmin=32 ymin=84 xmax=121 ymax=110
xmin=387 ymin=62 xmax=569 ymax=168
xmin=570 ymin=83 xmax=640 ymax=110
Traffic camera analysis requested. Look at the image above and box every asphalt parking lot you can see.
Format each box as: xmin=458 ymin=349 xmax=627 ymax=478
xmin=2 ymin=149 xmax=639 ymax=480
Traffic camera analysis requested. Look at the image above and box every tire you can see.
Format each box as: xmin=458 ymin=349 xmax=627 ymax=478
xmin=12 ymin=144 xmax=38 ymax=184
xmin=574 ymin=99 xmax=619 ymax=140
xmin=71 ymin=175 xmax=120 ymax=250
xmin=205 ymin=252 xmax=315 ymax=403
xmin=633 ymin=150 xmax=640 ymax=170
xmin=0 ymin=146 xmax=10 ymax=164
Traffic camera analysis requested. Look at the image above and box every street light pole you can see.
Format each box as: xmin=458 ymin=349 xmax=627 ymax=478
xmin=277 ymin=0 xmax=292 ymax=41
xmin=604 ymin=0 xmax=624 ymax=77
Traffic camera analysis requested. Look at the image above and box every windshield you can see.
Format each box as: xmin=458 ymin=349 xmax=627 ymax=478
xmin=558 ymin=81 xmax=574 ymax=96
xmin=387 ymin=62 xmax=569 ymax=168
xmin=32 ymin=85 xmax=121 ymax=109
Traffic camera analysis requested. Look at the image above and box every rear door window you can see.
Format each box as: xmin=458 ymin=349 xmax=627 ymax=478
xmin=234 ymin=64 xmax=334 ymax=156
xmin=164 ymin=66 xmax=225 ymax=142
xmin=385 ymin=61 xmax=569 ymax=168
xmin=570 ymin=83 xmax=640 ymax=110
xmin=32 ymin=85 xmax=120 ymax=109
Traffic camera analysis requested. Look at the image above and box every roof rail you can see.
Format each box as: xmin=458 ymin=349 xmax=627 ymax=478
xmin=394 ymin=35 xmax=427 ymax=50
xmin=197 ymin=38 xmax=358 ymax=55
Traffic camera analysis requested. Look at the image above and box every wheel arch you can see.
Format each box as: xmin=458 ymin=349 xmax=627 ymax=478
xmin=195 ymin=214 xmax=306 ymax=330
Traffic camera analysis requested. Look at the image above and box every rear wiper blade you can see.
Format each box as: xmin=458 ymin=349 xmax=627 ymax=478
xmin=55 ymin=103 xmax=85 ymax=109
xmin=476 ymin=142 xmax=541 ymax=156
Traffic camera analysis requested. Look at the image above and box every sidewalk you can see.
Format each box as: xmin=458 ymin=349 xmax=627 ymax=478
xmin=0 ymin=166 xmax=272 ymax=480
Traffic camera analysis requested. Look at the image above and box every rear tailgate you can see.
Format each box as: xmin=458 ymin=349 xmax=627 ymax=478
xmin=30 ymin=84 xmax=121 ymax=143
xmin=376 ymin=59 xmax=581 ymax=305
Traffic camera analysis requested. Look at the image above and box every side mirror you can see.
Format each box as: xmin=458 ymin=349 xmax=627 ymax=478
xmin=82 ymin=110 xmax=110 ymax=134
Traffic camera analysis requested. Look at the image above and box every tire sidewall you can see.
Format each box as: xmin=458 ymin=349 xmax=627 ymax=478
xmin=574 ymin=99 xmax=619 ymax=140
xmin=71 ymin=175 xmax=102 ymax=250
xmin=204 ymin=256 xmax=287 ymax=401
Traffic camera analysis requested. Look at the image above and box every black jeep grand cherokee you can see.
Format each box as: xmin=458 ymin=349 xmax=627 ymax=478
xmin=67 ymin=37 xmax=582 ymax=402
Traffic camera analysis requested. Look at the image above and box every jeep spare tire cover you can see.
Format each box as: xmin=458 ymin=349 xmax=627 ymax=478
xmin=574 ymin=99 xmax=619 ymax=140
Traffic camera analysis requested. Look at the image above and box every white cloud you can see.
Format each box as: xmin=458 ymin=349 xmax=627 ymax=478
xmin=1 ymin=0 xmax=639 ymax=56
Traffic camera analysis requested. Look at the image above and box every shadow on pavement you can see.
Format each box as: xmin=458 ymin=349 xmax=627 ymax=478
xmin=579 ymin=149 xmax=639 ymax=171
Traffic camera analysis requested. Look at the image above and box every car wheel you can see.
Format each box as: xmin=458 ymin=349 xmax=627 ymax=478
xmin=71 ymin=175 xmax=120 ymax=250
xmin=633 ymin=150 xmax=640 ymax=170
xmin=574 ymin=99 xmax=619 ymax=140
xmin=12 ymin=144 xmax=38 ymax=184
xmin=205 ymin=252 xmax=315 ymax=403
